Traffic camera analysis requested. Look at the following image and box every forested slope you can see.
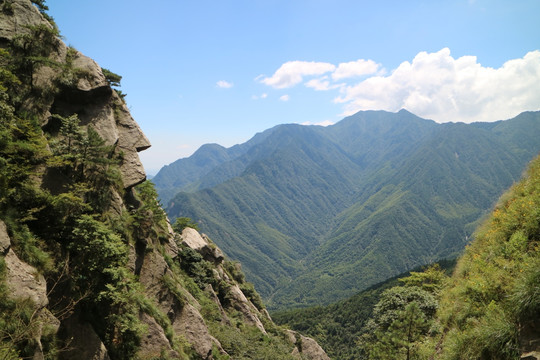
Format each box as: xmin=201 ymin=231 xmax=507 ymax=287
xmin=276 ymin=153 xmax=540 ymax=359
xmin=160 ymin=109 xmax=540 ymax=308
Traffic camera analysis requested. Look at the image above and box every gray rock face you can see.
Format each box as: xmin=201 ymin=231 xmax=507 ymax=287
xmin=227 ymin=284 xmax=267 ymax=334
xmin=172 ymin=303 xmax=225 ymax=359
xmin=0 ymin=220 xmax=10 ymax=254
xmin=0 ymin=0 xmax=48 ymax=41
xmin=59 ymin=313 xmax=111 ymax=360
xmin=52 ymin=48 xmax=151 ymax=189
xmin=138 ymin=313 xmax=179 ymax=359
xmin=5 ymin=249 xmax=48 ymax=308
xmin=1 ymin=1 xmax=150 ymax=189
xmin=0 ymin=2 xmax=331 ymax=359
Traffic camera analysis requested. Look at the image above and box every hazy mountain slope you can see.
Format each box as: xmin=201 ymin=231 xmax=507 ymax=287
xmin=269 ymin=118 xmax=540 ymax=307
xmin=168 ymin=124 xmax=365 ymax=295
xmin=163 ymin=110 xmax=540 ymax=309
xmin=153 ymin=126 xmax=278 ymax=203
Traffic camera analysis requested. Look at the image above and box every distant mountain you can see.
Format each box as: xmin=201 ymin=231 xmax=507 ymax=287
xmin=153 ymin=126 xmax=279 ymax=203
xmin=154 ymin=110 xmax=540 ymax=308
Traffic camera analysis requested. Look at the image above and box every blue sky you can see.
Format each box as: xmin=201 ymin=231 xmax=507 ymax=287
xmin=46 ymin=0 xmax=540 ymax=174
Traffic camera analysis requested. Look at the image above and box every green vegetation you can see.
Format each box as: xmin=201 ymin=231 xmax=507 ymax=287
xmin=102 ymin=68 xmax=122 ymax=88
xmin=280 ymin=154 xmax=540 ymax=359
xmin=0 ymin=16 xmax=187 ymax=356
xmin=159 ymin=110 xmax=540 ymax=308
xmin=273 ymin=261 xmax=455 ymax=359
xmin=428 ymin=153 xmax=540 ymax=359
xmin=172 ymin=216 xmax=200 ymax=232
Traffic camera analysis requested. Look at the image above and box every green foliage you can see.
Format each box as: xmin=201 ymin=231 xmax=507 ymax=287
xmin=48 ymin=113 xmax=123 ymax=213
xmin=223 ymin=260 xmax=246 ymax=283
xmin=131 ymin=181 xmax=168 ymax=241
xmin=273 ymin=261 xmax=454 ymax=360
xmin=208 ymin=322 xmax=297 ymax=360
xmin=102 ymin=68 xmax=122 ymax=88
xmin=30 ymin=0 xmax=49 ymax=12
xmin=399 ymin=264 xmax=448 ymax=295
xmin=239 ymin=282 xmax=265 ymax=311
xmin=359 ymin=283 xmax=439 ymax=359
xmin=172 ymin=216 xmax=200 ymax=233
xmin=366 ymin=302 xmax=430 ymax=360
xmin=10 ymin=24 xmax=60 ymax=89
xmin=70 ymin=215 xmax=127 ymax=286
xmin=428 ymin=154 xmax=540 ymax=359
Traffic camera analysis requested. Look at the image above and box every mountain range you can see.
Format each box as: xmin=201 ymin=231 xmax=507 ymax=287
xmin=154 ymin=109 xmax=540 ymax=309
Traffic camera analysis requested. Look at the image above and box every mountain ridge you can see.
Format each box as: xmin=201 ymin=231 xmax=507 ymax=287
xmin=155 ymin=109 xmax=540 ymax=309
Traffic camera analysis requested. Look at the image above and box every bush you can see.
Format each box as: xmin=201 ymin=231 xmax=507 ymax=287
xmin=172 ymin=217 xmax=200 ymax=233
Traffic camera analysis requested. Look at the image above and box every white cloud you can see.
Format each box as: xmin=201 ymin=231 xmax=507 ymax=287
xmin=252 ymin=93 xmax=268 ymax=100
xmin=279 ymin=94 xmax=290 ymax=102
xmin=216 ymin=80 xmax=233 ymax=88
xmin=305 ymin=76 xmax=343 ymax=91
xmin=301 ymin=120 xmax=335 ymax=126
xmin=334 ymin=48 xmax=540 ymax=123
xmin=260 ymin=61 xmax=336 ymax=89
xmin=332 ymin=59 xmax=381 ymax=80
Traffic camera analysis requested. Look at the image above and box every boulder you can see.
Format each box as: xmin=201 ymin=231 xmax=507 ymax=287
xmin=181 ymin=228 xmax=224 ymax=264
xmin=288 ymin=331 xmax=331 ymax=360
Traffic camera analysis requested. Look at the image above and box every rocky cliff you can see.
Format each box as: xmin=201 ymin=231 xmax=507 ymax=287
xmin=0 ymin=1 xmax=329 ymax=359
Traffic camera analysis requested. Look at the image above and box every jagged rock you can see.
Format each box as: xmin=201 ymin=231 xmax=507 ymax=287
xmin=172 ymin=303 xmax=226 ymax=359
xmin=138 ymin=250 xmax=169 ymax=296
xmin=163 ymin=220 xmax=179 ymax=259
xmin=261 ymin=308 xmax=273 ymax=321
xmin=0 ymin=0 xmax=48 ymax=41
xmin=297 ymin=335 xmax=331 ymax=360
xmin=0 ymin=220 xmax=10 ymax=254
xmin=182 ymin=228 xmax=224 ymax=264
xmin=288 ymin=331 xmax=331 ymax=360
xmin=4 ymin=249 xmax=48 ymax=308
xmin=71 ymin=51 xmax=109 ymax=91
xmin=59 ymin=313 xmax=110 ymax=360
xmin=138 ymin=312 xmax=179 ymax=359
xmin=227 ymin=284 xmax=266 ymax=334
